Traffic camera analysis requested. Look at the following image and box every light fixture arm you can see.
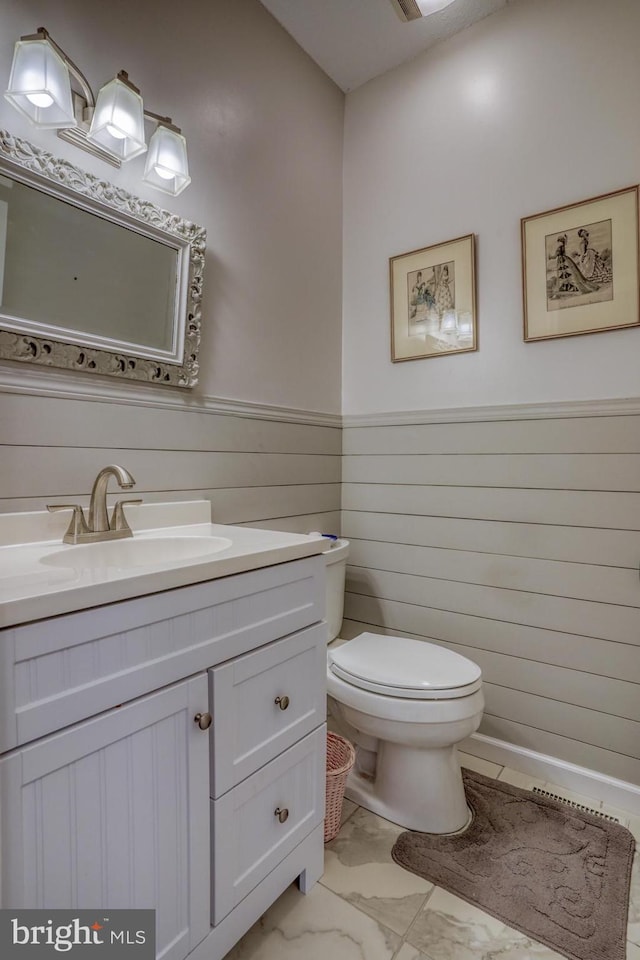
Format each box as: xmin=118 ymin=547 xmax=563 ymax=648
xmin=143 ymin=110 xmax=182 ymax=135
xmin=27 ymin=27 xmax=95 ymax=109
xmin=115 ymin=69 xmax=141 ymax=96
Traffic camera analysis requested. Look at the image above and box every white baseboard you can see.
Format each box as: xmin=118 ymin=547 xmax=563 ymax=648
xmin=461 ymin=732 xmax=640 ymax=815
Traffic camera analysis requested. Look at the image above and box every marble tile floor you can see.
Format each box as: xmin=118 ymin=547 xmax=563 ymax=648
xmin=225 ymin=752 xmax=640 ymax=960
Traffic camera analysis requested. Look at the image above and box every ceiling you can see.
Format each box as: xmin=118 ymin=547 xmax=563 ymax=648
xmin=258 ymin=0 xmax=511 ymax=92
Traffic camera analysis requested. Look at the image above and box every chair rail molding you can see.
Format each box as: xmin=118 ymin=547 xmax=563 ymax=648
xmin=343 ymin=396 xmax=640 ymax=426
xmin=0 ymin=361 xmax=341 ymax=427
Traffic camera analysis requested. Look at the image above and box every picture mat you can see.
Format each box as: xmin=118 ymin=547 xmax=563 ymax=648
xmin=523 ymin=188 xmax=638 ymax=340
xmin=391 ymin=234 xmax=475 ymax=360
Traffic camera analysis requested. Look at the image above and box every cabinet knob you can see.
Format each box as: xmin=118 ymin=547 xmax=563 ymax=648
xmin=274 ymin=807 xmax=289 ymax=823
xmin=194 ymin=712 xmax=212 ymax=730
xmin=274 ymin=695 xmax=290 ymax=711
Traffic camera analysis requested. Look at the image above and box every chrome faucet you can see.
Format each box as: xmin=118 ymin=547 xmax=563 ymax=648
xmin=47 ymin=465 xmax=143 ymax=544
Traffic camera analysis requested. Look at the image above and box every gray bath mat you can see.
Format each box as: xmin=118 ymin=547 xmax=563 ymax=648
xmin=391 ymin=768 xmax=634 ymax=960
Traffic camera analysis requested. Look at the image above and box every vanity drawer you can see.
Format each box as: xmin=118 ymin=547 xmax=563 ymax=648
xmin=209 ymin=622 xmax=326 ymax=797
xmin=211 ymin=725 xmax=325 ymax=924
xmin=0 ymin=557 xmax=324 ymax=753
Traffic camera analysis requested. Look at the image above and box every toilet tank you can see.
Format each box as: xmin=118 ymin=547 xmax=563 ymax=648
xmin=323 ymin=538 xmax=350 ymax=643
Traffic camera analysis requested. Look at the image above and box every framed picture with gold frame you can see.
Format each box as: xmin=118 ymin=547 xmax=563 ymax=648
xmin=522 ymin=185 xmax=640 ymax=342
xmin=390 ymin=233 xmax=477 ymax=362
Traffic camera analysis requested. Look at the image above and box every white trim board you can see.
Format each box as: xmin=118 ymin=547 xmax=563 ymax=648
xmin=0 ymin=362 xmax=341 ymax=428
xmin=461 ymin=732 xmax=640 ymax=816
xmin=3 ymin=360 xmax=639 ymax=429
xmin=343 ymin=396 xmax=640 ymax=427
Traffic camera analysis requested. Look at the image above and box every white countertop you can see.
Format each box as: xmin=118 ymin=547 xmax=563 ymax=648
xmin=0 ymin=502 xmax=330 ymax=628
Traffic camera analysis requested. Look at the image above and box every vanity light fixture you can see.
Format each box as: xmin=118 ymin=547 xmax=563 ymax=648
xmin=389 ymin=0 xmax=456 ymax=21
xmin=4 ymin=27 xmax=191 ymax=194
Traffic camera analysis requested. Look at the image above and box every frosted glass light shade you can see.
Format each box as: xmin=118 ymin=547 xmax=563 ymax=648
xmin=143 ymin=125 xmax=191 ymax=196
xmin=4 ymin=37 xmax=75 ymax=128
xmin=87 ymin=76 xmax=146 ymax=161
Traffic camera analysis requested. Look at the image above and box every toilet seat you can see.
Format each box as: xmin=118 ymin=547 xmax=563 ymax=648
xmin=329 ymin=632 xmax=482 ymax=700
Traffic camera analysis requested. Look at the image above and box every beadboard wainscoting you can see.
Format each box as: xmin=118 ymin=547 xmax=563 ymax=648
xmin=0 ymin=370 xmax=341 ymax=535
xmin=342 ymin=400 xmax=640 ymax=797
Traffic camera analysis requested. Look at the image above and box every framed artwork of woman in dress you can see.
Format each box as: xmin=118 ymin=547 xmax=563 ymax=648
xmin=390 ymin=234 xmax=477 ymax=361
xmin=522 ymin=186 xmax=639 ymax=341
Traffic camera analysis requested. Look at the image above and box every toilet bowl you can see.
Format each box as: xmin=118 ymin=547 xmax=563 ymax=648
xmin=323 ymin=539 xmax=484 ymax=834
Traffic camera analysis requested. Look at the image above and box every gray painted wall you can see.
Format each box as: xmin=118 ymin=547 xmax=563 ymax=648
xmin=2 ymin=0 xmax=639 ymax=796
xmin=0 ymin=388 xmax=341 ymax=534
xmin=342 ymin=407 xmax=640 ymax=785
xmin=0 ymin=1 xmax=343 ymax=548
xmin=0 ymin=0 xmax=344 ymax=413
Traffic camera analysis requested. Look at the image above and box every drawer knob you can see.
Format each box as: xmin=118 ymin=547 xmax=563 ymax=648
xmin=194 ymin=712 xmax=212 ymax=730
xmin=274 ymin=807 xmax=289 ymax=823
xmin=274 ymin=695 xmax=290 ymax=711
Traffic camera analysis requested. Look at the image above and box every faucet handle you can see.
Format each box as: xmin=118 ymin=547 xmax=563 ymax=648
xmin=47 ymin=504 xmax=90 ymax=544
xmin=111 ymin=498 xmax=143 ymax=535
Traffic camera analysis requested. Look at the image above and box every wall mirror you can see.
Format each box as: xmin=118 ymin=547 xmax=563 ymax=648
xmin=0 ymin=130 xmax=205 ymax=387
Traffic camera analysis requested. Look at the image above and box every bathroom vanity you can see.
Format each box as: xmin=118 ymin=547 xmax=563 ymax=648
xmin=0 ymin=503 xmax=328 ymax=960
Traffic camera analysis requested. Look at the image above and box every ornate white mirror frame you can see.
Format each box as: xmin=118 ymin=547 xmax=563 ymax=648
xmin=0 ymin=130 xmax=205 ymax=388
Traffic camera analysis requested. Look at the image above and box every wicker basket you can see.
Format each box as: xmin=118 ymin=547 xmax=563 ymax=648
xmin=324 ymin=731 xmax=356 ymax=842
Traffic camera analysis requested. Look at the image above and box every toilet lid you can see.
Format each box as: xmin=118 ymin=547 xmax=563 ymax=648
xmin=329 ymin=633 xmax=482 ymax=700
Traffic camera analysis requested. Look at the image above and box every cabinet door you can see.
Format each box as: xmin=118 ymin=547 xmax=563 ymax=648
xmin=0 ymin=675 xmax=211 ymax=960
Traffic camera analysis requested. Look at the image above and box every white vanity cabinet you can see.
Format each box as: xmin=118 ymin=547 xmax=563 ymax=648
xmin=0 ymin=555 xmax=327 ymax=960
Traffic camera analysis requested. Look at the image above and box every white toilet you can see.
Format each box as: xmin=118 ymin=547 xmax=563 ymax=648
xmin=323 ymin=538 xmax=484 ymax=834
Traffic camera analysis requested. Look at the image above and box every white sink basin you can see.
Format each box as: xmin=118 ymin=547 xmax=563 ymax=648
xmin=0 ymin=504 xmax=329 ymax=628
xmin=40 ymin=535 xmax=233 ymax=573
